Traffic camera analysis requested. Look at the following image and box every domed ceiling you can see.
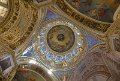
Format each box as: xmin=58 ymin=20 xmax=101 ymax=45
xmin=0 ymin=0 xmax=120 ymax=81
xmin=35 ymin=19 xmax=86 ymax=70
xmin=15 ymin=5 xmax=120 ymax=80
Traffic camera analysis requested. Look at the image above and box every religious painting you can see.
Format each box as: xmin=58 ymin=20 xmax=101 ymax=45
xmin=66 ymin=0 xmax=120 ymax=22
xmin=0 ymin=54 xmax=14 ymax=76
xmin=12 ymin=69 xmax=46 ymax=81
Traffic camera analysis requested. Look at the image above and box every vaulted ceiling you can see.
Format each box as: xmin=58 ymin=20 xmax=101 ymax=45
xmin=0 ymin=0 xmax=120 ymax=81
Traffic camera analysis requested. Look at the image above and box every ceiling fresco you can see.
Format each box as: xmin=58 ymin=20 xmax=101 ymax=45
xmin=11 ymin=7 xmax=112 ymax=81
xmin=20 ymin=9 xmax=102 ymax=59
xmin=66 ymin=0 xmax=120 ymax=23
xmin=35 ymin=20 xmax=86 ymax=69
xmin=0 ymin=0 xmax=120 ymax=81
xmin=47 ymin=25 xmax=75 ymax=52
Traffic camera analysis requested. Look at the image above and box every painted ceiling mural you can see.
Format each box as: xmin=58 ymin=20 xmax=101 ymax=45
xmin=0 ymin=0 xmax=120 ymax=81
xmin=16 ymin=9 xmax=105 ymax=81
xmin=66 ymin=0 xmax=120 ymax=22
xmin=35 ymin=19 xmax=86 ymax=69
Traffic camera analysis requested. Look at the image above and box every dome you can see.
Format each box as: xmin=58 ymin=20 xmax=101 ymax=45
xmin=0 ymin=0 xmax=120 ymax=81
xmin=35 ymin=20 xmax=86 ymax=70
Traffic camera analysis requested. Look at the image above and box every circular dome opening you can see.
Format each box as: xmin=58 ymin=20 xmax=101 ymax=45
xmin=57 ymin=34 xmax=65 ymax=41
xmin=47 ymin=25 xmax=75 ymax=52
xmin=67 ymin=0 xmax=120 ymax=23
